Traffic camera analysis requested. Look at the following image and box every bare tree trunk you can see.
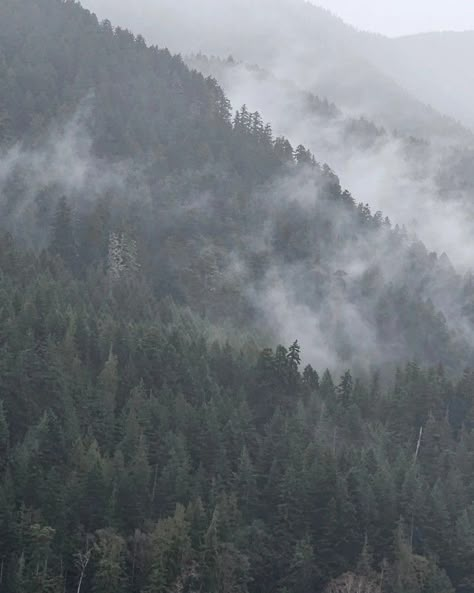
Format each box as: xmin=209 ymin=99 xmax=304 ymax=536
xmin=76 ymin=570 xmax=85 ymax=593
xmin=409 ymin=425 xmax=424 ymax=550
xmin=75 ymin=549 xmax=91 ymax=593
xmin=414 ymin=426 xmax=423 ymax=464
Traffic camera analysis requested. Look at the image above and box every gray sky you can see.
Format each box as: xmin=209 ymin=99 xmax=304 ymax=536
xmin=312 ymin=0 xmax=474 ymax=37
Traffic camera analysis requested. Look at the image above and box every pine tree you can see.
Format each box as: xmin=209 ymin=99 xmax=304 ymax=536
xmin=235 ymin=446 xmax=257 ymax=519
xmin=294 ymin=145 xmax=313 ymax=166
xmin=337 ymin=371 xmax=353 ymax=408
xmin=320 ymin=370 xmax=335 ymax=401
xmin=274 ymin=137 xmax=294 ymax=162
xmin=147 ymin=505 xmax=193 ymax=593
xmin=50 ymin=196 xmax=77 ymax=269
xmin=97 ymin=351 xmax=119 ymax=452
xmin=303 ymin=365 xmax=319 ymax=392
xmin=287 ymin=341 xmax=301 ymax=375
xmin=93 ymin=529 xmax=127 ymax=593
xmin=288 ymin=535 xmax=318 ymax=593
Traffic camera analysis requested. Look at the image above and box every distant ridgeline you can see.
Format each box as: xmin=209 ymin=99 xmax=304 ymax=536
xmin=1 ymin=0 xmax=474 ymax=592
xmin=1 ymin=0 xmax=474 ymax=372
xmin=186 ymin=53 xmax=474 ymax=206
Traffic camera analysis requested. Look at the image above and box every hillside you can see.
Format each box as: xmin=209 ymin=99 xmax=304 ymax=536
xmin=82 ymin=0 xmax=474 ymax=141
xmin=1 ymin=0 xmax=472 ymax=372
xmin=186 ymin=54 xmax=474 ymax=267
xmin=2 ymin=1 xmax=474 ymax=593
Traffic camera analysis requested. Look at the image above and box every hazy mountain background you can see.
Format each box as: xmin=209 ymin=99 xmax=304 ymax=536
xmin=83 ymin=0 xmax=474 ymax=139
xmin=81 ymin=0 xmax=474 ymax=270
xmin=360 ymin=31 xmax=474 ymax=129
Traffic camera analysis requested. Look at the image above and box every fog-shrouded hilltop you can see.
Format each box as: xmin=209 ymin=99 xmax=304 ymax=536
xmin=2 ymin=0 xmax=474 ymax=592
xmin=186 ymin=54 xmax=474 ymax=269
xmin=2 ymin=0 xmax=474 ymax=374
xmin=359 ymin=30 xmax=474 ymax=130
xmin=83 ymin=0 xmax=474 ymax=140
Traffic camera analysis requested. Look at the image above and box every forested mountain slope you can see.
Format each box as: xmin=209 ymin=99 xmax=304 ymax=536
xmin=2 ymin=235 xmax=474 ymax=593
xmin=1 ymin=1 xmax=474 ymax=592
xmin=83 ymin=0 xmax=474 ymax=141
xmin=186 ymin=54 xmax=474 ymax=266
xmin=1 ymin=0 xmax=474 ymax=372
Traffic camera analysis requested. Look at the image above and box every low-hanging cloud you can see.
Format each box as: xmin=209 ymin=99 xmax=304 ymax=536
xmin=188 ymin=56 xmax=474 ymax=271
xmin=4 ymin=0 xmax=474 ymax=376
xmin=0 ymin=99 xmax=127 ymax=245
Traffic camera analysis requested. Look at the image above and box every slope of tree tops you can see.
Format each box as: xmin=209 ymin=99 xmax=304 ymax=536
xmin=1 ymin=234 xmax=474 ymax=592
xmin=188 ymin=53 xmax=474 ymax=205
xmin=1 ymin=0 xmax=474 ymax=373
xmin=1 ymin=2 xmax=474 ymax=590
xmin=38 ymin=150 xmax=474 ymax=373
xmin=0 ymin=0 xmax=282 ymax=182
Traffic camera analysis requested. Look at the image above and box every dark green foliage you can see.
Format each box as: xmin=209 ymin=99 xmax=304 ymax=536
xmin=0 ymin=0 xmax=472 ymax=376
xmin=0 ymin=235 xmax=472 ymax=591
xmin=0 ymin=1 xmax=472 ymax=592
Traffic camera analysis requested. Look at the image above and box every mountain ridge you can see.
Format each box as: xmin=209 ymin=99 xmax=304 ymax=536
xmin=82 ymin=0 xmax=474 ymax=139
xmin=1 ymin=1 xmax=474 ymax=592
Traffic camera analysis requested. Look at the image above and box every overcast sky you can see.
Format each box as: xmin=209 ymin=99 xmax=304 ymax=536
xmin=313 ymin=0 xmax=474 ymax=37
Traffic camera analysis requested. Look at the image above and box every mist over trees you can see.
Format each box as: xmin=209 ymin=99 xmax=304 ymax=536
xmin=82 ymin=0 xmax=474 ymax=139
xmin=186 ymin=54 xmax=474 ymax=268
xmin=0 ymin=0 xmax=474 ymax=592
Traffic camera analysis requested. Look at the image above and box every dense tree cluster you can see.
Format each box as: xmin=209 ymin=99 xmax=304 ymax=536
xmin=188 ymin=54 xmax=474 ymax=209
xmin=1 ymin=235 xmax=474 ymax=593
xmin=1 ymin=1 xmax=473 ymax=378
xmin=1 ymin=1 xmax=474 ymax=592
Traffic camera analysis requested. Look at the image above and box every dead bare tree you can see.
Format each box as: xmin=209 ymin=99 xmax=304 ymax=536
xmin=414 ymin=426 xmax=423 ymax=464
xmin=74 ymin=543 xmax=92 ymax=593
